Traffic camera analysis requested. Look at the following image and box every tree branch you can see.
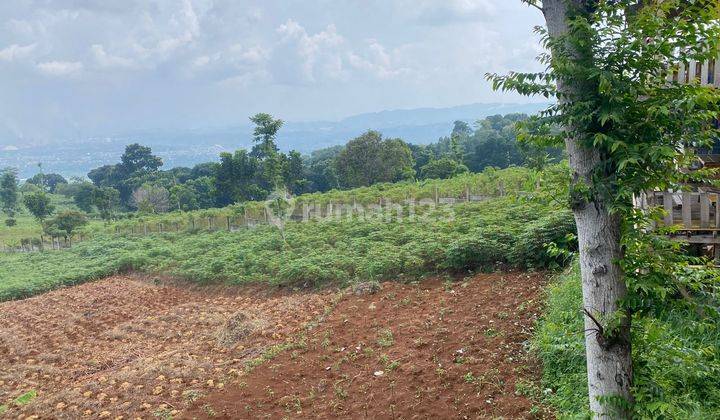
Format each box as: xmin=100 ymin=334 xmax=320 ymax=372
xmin=582 ymin=307 xmax=604 ymax=336
xmin=522 ymin=0 xmax=544 ymax=13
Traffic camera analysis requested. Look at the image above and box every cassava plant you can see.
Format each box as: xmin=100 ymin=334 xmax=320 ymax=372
xmin=489 ymin=0 xmax=720 ymax=417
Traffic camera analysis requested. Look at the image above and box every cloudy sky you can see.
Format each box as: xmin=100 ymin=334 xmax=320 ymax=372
xmin=0 ymin=0 xmax=545 ymax=145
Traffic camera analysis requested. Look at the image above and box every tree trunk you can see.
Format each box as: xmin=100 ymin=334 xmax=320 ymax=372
xmin=542 ymin=1 xmax=633 ymax=417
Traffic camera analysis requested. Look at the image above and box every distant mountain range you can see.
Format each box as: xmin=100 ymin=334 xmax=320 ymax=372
xmin=0 ymin=102 xmax=549 ymax=179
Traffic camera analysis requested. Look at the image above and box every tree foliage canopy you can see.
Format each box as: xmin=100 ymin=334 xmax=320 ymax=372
xmin=335 ymin=130 xmax=415 ymax=188
xmin=23 ymin=190 xmax=55 ymax=223
xmin=0 ymin=168 xmax=19 ymax=223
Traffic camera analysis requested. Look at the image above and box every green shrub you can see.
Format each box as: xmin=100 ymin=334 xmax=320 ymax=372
xmin=512 ymin=210 xmax=577 ymax=269
xmin=443 ymin=235 xmax=508 ymax=272
xmin=115 ymin=254 xmax=149 ymax=273
xmin=275 ymin=259 xmax=348 ymax=287
xmin=531 ymin=264 xmax=589 ymax=416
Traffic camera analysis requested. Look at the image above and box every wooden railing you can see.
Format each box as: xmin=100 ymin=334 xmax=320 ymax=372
xmin=671 ymin=58 xmax=720 ymax=87
xmin=635 ymin=190 xmax=720 ymax=254
xmin=636 ymin=191 xmax=720 ymax=229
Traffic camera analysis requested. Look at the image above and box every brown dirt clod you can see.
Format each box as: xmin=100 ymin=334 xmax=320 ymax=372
xmin=0 ymin=271 xmax=552 ymax=419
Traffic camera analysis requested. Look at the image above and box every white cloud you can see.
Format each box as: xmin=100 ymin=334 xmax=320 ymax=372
xmin=186 ymin=44 xmax=269 ymax=83
xmin=270 ymin=19 xmax=347 ymax=84
xmin=37 ymin=60 xmax=84 ymax=77
xmin=215 ymin=44 xmax=269 ymax=68
xmin=153 ymin=0 xmax=201 ymax=56
xmin=347 ymin=40 xmax=410 ymax=80
xmin=192 ymin=54 xmax=211 ymax=67
xmin=242 ymin=47 xmax=266 ymax=64
xmin=91 ymin=44 xmax=135 ymax=68
xmin=6 ymin=19 xmax=37 ymax=37
xmin=0 ymin=43 xmax=37 ymax=61
xmin=0 ymin=0 xmax=544 ymax=142
xmin=269 ymin=19 xmax=413 ymax=85
xmin=403 ymin=0 xmax=496 ymax=25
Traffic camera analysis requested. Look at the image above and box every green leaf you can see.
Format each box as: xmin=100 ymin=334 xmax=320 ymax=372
xmin=610 ymin=140 xmax=627 ymax=153
xmin=13 ymin=390 xmax=37 ymax=406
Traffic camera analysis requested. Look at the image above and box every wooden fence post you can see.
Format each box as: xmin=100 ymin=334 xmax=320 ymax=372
xmin=700 ymin=193 xmax=710 ymax=228
xmin=682 ymin=191 xmax=692 ymax=228
xmin=663 ymin=192 xmax=673 ymax=226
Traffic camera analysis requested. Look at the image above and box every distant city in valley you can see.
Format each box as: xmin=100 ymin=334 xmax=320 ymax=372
xmin=0 ymin=102 xmax=547 ymax=179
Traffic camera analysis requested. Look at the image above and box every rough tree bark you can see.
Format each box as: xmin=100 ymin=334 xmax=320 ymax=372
xmin=541 ymin=1 xmax=633 ymax=418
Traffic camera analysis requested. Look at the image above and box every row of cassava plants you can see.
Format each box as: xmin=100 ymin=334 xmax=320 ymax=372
xmin=103 ymin=164 xmax=568 ymax=237
xmin=1 ymin=165 xmax=567 ymax=249
xmin=0 ymin=195 xmax=575 ymax=301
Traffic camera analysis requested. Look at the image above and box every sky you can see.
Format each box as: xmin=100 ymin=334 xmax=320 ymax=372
xmin=0 ymin=0 xmax=546 ymax=146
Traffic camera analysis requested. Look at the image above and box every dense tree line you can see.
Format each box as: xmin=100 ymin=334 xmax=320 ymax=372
xmin=0 ymin=112 xmax=561 ymax=223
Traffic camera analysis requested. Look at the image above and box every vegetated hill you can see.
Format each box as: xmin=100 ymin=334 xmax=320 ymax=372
xmin=0 ymin=102 xmax=549 ymax=178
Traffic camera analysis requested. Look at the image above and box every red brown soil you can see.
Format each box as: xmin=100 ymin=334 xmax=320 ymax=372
xmin=0 ymin=272 xmax=550 ymax=420
xmin=0 ymin=276 xmax=334 ymax=419
xmin=183 ymin=272 xmax=550 ymax=419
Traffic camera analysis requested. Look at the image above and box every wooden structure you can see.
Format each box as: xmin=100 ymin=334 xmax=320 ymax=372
xmin=672 ymin=58 xmax=720 ymax=88
xmin=635 ymin=190 xmax=720 ymax=260
xmin=672 ymin=58 xmax=720 ymax=163
xmin=637 ymin=58 xmax=720 ymax=260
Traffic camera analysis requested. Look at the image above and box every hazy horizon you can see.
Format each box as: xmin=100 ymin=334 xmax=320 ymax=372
xmin=0 ymin=101 xmax=549 ymax=178
xmin=0 ymin=1 xmax=545 ymax=146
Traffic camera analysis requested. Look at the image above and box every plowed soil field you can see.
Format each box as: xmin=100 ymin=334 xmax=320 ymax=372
xmin=0 ymin=272 xmax=550 ymax=419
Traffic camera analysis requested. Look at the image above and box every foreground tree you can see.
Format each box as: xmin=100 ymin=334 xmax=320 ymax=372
xmin=214 ymin=149 xmax=263 ymax=206
xmin=88 ymin=144 xmax=163 ymax=207
xmin=249 ymin=113 xmax=287 ymax=190
xmin=490 ymin=0 xmax=720 ymax=416
xmin=420 ymin=157 xmax=469 ymax=180
xmin=169 ymin=184 xmax=199 ymax=211
xmin=305 ymin=146 xmax=343 ymax=192
xmin=73 ymin=182 xmax=97 ymax=213
xmin=26 ymin=173 xmax=67 ymax=193
xmin=120 ymin=143 xmax=163 ymax=176
xmin=249 ymin=113 xmax=283 ymax=159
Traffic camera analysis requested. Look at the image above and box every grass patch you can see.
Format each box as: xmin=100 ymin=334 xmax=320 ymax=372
xmin=534 ymin=262 xmax=720 ymax=418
